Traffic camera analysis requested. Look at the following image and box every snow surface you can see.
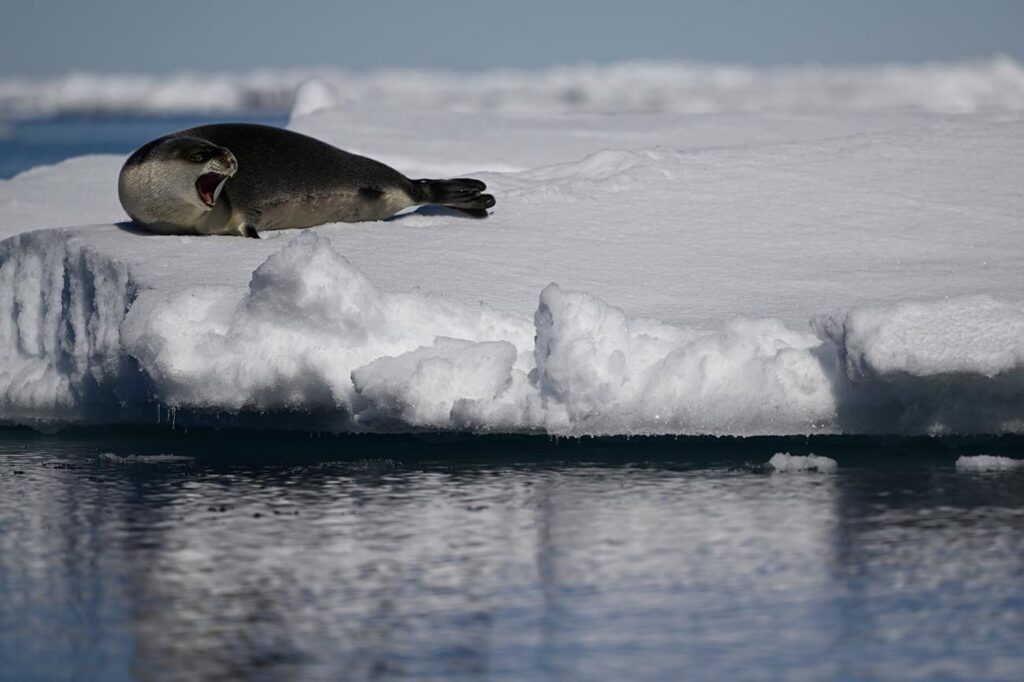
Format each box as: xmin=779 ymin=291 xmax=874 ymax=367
xmin=954 ymin=455 xmax=1024 ymax=472
xmin=1 ymin=60 xmax=1023 ymax=434
xmin=767 ymin=453 xmax=838 ymax=473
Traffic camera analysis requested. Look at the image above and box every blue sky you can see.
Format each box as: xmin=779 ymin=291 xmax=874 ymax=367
xmin=3 ymin=0 xmax=1022 ymax=75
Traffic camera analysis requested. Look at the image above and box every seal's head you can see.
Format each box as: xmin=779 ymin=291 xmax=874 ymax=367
xmin=118 ymin=136 xmax=238 ymax=232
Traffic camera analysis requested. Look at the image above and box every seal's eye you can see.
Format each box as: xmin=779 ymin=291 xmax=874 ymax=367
xmin=189 ymin=152 xmax=206 ymax=163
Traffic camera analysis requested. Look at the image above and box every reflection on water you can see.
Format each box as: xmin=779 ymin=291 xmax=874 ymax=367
xmin=1 ymin=432 xmax=1022 ymax=682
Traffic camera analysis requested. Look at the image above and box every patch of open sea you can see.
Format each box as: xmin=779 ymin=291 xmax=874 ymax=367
xmin=1 ymin=427 xmax=1022 ymax=682
xmin=0 ymin=114 xmax=288 ymax=179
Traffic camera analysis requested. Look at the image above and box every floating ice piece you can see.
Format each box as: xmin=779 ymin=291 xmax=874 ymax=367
xmin=99 ymin=453 xmax=194 ymax=464
xmin=954 ymin=455 xmax=1024 ymax=472
xmin=767 ymin=453 xmax=838 ymax=473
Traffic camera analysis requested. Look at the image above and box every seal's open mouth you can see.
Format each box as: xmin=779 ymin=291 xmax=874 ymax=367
xmin=196 ymin=173 xmax=229 ymax=207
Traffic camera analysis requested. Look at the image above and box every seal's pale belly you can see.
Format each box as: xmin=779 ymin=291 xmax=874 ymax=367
xmin=253 ymin=188 xmax=413 ymax=231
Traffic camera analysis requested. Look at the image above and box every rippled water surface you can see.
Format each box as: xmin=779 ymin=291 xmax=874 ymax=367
xmin=1 ymin=429 xmax=1023 ymax=682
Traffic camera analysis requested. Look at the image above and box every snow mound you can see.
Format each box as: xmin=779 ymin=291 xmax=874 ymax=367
xmin=352 ymin=338 xmax=519 ymax=428
xmin=531 ymin=284 xmax=834 ymax=434
xmin=118 ymin=234 xmax=838 ymax=434
xmin=121 ymin=231 xmax=531 ymax=420
xmin=767 ymin=453 xmax=838 ymax=473
xmin=3 ymin=58 xmax=1024 ymax=119
xmin=954 ymin=455 xmax=1024 ymax=472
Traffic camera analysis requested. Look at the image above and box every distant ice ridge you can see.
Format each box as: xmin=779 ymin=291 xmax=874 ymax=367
xmin=2 ymin=56 xmax=1024 ymax=118
xmin=955 ymin=455 xmax=1024 ymax=472
xmin=2 ymin=229 xmax=1024 ymax=435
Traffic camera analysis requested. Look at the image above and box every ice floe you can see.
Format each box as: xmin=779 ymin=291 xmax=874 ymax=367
xmin=98 ymin=452 xmax=194 ymax=464
xmin=1 ymin=61 xmax=1023 ymax=435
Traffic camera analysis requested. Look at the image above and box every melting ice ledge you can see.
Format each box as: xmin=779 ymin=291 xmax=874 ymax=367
xmin=2 ymin=90 xmax=1023 ymax=435
xmin=2 ymin=225 xmax=1023 ymax=436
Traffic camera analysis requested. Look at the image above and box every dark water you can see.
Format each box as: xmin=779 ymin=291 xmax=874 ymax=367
xmin=0 ymin=114 xmax=288 ymax=179
xmin=1 ymin=429 xmax=1022 ymax=682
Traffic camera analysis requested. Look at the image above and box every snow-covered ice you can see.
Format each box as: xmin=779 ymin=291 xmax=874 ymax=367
xmin=1 ymin=60 xmax=1023 ymax=434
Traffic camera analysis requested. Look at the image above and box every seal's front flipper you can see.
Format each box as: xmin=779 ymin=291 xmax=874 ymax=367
xmin=242 ymin=224 xmax=261 ymax=239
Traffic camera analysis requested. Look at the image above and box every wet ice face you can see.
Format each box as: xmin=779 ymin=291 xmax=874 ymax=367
xmin=118 ymin=136 xmax=238 ymax=229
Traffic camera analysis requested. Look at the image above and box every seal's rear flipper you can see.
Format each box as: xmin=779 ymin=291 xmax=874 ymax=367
xmin=414 ymin=178 xmax=495 ymax=217
xmin=446 ymin=194 xmax=495 ymax=218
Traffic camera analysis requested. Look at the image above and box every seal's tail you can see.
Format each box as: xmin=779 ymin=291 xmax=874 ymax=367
xmin=413 ymin=178 xmax=495 ymax=218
